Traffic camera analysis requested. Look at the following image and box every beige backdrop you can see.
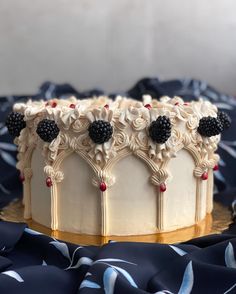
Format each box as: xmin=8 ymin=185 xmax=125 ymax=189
xmin=0 ymin=0 xmax=235 ymax=95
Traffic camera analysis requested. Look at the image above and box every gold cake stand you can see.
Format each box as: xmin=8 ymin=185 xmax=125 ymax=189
xmin=0 ymin=199 xmax=232 ymax=245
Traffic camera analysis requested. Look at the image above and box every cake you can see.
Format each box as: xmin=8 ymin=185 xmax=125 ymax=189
xmin=6 ymin=95 xmax=231 ymax=236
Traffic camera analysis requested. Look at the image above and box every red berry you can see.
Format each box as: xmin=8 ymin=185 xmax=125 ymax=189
xmin=174 ymin=102 xmax=179 ymax=106
xmin=69 ymin=103 xmax=76 ymax=109
xmin=213 ymin=164 xmax=219 ymax=171
xmin=144 ymin=104 xmax=152 ymax=110
xmin=201 ymin=172 xmax=208 ymax=180
xmin=104 ymin=104 xmax=109 ymax=109
xmin=184 ymin=102 xmax=189 ymax=106
xmin=45 ymin=102 xmax=49 ymax=106
xmin=160 ymin=183 xmax=166 ymax=192
xmin=46 ymin=177 xmax=53 ymax=187
xmin=51 ymin=102 xmax=57 ymax=108
xmin=19 ymin=173 xmax=25 ymax=182
xmin=100 ymin=182 xmax=107 ymax=192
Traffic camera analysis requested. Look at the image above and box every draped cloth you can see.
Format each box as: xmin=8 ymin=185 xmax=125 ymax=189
xmin=0 ymin=221 xmax=235 ymax=294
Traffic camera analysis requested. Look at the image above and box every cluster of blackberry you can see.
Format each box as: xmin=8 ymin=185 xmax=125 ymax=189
xmin=36 ymin=119 xmax=60 ymax=142
xmin=6 ymin=109 xmax=231 ymax=145
xmin=217 ymin=111 xmax=231 ymax=130
xmin=198 ymin=111 xmax=231 ymax=137
xmin=5 ymin=112 xmax=26 ymax=137
xmin=149 ymin=116 xmax=171 ymax=144
xmin=88 ymin=120 xmax=113 ymax=144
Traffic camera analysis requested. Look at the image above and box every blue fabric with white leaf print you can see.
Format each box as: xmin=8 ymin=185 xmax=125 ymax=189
xmin=0 ymin=221 xmax=236 ymax=293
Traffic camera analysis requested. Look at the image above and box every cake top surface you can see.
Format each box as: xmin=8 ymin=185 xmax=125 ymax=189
xmin=13 ymin=95 xmax=218 ymax=121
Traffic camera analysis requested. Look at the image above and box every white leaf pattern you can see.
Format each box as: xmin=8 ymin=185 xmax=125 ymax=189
xmin=80 ymin=280 xmax=101 ymax=289
xmin=0 ymin=246 xmax=6 ymax=252
xmin=177 ymin=261 xmax=194 ymax=294
xmin=0 ymin=184 xmax=10 ymax=194
xmin=169 ymin=245 xmax=187 ymax=256
xmin=94 ymin=258 xmax=136 ymax=265
xmin=223 ymin=282 xmax=236 ymax=294
xmin=2 ymin=271 xmax=24 ymax=282
xmin=0 ymin=142 xmax=17 ymax=151
xmin=219 ymin=142 xmax=236 ymax=158
xmin=103 ymin=267 xmax=118 ymax=294
xmin=0 ymin=150 xmax=16 ymax=167
xmin=0 ymin=126 xmax=7 ymax=135
xmin=49 ymin=241 xmax=71 ymax=260
xmin=155 ymin=291 xmax=174 ymax=294
xmin=214 ymin=170 xmax=226 ymax=183
xmin=67 ymin=257 xmax=93 ymax=270
xmin=112 ymin=265 xmax=138 ymax=288
xmin=214 ymin=103 xmax=233 ymax=110
xmin=225 ymin=242 xmax=236 ymax=268
xmin=24 ymin=228 xmax=43 ymax=235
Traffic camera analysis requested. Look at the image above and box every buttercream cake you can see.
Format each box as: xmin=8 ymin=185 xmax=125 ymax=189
xmin=6 ymin=95 xmax=231 ymax=236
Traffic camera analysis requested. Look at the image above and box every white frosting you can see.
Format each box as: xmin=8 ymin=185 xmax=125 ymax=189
xmin=163 ymin=150 xmax=196 ymax=230
xmin=58 ymin=153 xmax=101 ymax=234
xmin=31 ymin=148 xmax=51 ymax=227
xmin=14 ymin=95 xmax=220 ymax=236
xmin=108 ymin=155 xmax=157 ymax=235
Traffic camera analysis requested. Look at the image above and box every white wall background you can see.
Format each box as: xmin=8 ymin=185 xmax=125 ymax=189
xmin=0 ymin=0 xmax=236 ymax=95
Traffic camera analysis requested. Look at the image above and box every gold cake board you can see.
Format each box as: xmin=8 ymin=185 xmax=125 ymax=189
xmin=0 ymin=200 xmax=232 ymax=245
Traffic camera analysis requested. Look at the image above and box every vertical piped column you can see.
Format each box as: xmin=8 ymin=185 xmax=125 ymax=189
xmin=206 ymin=170 xmax=214 ymax=213
xmin=194 ymin=164 xmax=209 ymax=223
xmin=95 ymin=172 xmax=115 ymax=236
xmin=23 ymin=167 xmax=33 ymax=219
xmin=195 ymin=178 xmax=202 ymax=223
xmin=150 ymin=169 xmax=168 ymax=232
xmin=157 ymin=190 xmax=165 ymax=231
xmin=101 ymin=190 xmax=108 ymax=236
xmin=51 ymin=183 xmax=59 ymax=230
xmin=44 ymin=166 xmax=64 ymax=231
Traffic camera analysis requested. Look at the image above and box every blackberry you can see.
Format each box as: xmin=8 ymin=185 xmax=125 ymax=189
xmin=149 ymin=116 xmax=171 ymax=144
xmin=36 ymin=119 xmax=60 ymax=142
xmin=197 ymin=116 xmax=223 ymax=137
xmin=5 ymin=112 xmax=26 ymax=137
xmin=217 ymin=111 xmax=231 ymax=130
xmin=88 ymin=120 xmax=113 ymax=144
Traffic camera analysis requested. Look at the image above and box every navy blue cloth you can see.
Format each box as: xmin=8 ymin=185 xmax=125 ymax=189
xmin=0 ymin=221 xmax=236 ymax=293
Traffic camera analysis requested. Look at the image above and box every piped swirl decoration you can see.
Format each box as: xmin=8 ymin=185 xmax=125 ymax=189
xmin=11 ymin=95 xmax=231 ymax=186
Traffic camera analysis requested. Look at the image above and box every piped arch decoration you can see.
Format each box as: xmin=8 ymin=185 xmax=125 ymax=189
xmin=37 ymin=130 xmax=219 ymax=235
xmin=103 ymin=146 xmax=164 ymax=234
xmin=15 ymin=129 xmax=36 ymax=220
xmin=45 ymin=137 xmax=185 ymax=235
xmin=162 ymin=143 xmax=218 ymax=227
xmin=12 ymin=95 xmax=223 ymax=236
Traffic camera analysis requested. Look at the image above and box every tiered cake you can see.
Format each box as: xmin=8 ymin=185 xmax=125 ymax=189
xmin=6 ymin=95 xmax=230 ymax=236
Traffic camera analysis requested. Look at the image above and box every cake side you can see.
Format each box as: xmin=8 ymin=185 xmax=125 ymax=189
xmin=8 ymin=95 xmax=228 ymax=236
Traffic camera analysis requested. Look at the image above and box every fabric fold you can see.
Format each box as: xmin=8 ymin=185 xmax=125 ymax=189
xmin=0 ymin=221 xmax=236 ymax=293
xmin=0 ymin=221 xmax=27 ymax=253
